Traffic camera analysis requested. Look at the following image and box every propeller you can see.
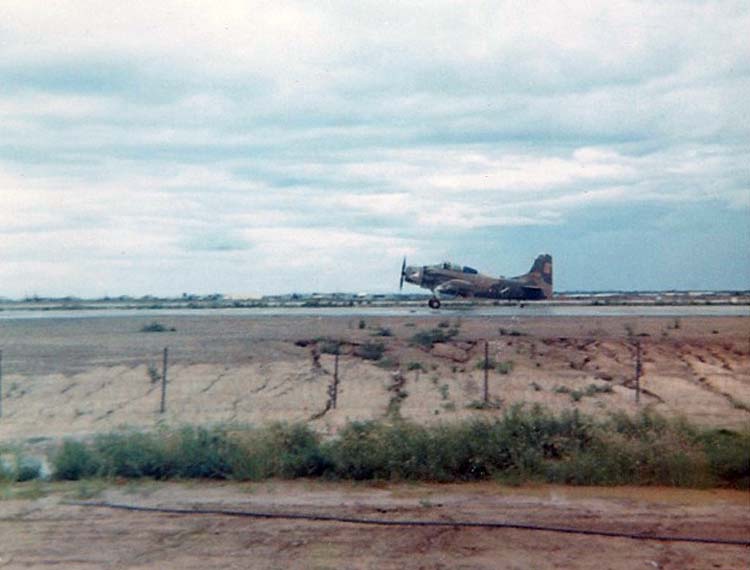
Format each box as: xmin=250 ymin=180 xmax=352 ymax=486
xmin=399 ymin=257 xmax=407 ymax=291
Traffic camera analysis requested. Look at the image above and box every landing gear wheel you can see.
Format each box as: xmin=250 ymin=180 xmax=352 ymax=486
xmin=428 ymin=298 xmax=441 ymax=309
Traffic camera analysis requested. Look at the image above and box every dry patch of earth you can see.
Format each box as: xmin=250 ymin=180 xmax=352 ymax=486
xmin=0 ymin=315 xmax=748 ymax=440
xmin=0 ymin=481 xmax=747 ymax=570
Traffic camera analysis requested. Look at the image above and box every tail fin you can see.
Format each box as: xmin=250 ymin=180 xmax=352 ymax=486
xmin=525 ymin=254 xmax=553 ymax=299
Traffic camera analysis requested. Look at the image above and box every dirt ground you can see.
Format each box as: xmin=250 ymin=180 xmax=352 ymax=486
xmin=0 ymin=480 xmax=747 ymax=569
xmin=0 ymin=313 xmax=748 ymax=569
xmin=0 ymin=314 xmax=748 ymax=441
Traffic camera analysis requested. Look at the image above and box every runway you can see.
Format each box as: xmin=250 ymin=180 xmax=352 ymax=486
xmin=0 ymin=303 xmax=748 ymax=320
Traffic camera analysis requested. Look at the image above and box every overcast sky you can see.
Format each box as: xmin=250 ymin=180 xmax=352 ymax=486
xmin=1 ymin=1 xmax=748 ymax=297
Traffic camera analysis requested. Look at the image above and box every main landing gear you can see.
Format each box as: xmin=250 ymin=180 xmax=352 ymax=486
xmin=428 ymin=298 xmax=441 ymax=309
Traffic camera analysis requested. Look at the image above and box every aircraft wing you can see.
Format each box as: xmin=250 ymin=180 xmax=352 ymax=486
xmin=435 ymin=279 xmax=476 ymax=297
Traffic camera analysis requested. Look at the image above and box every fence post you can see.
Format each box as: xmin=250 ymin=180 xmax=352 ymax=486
xmin=332 ymin=351 xmax=339 ymax=409
xmin=160 ymin=347 xmax=168 ymax=414
xmin=635 ymin=341 xmax=642 ymax=405
xmin=0 ymin=349 xmax=3 ymax=418
xmin=483 ymin=340 xmax=489 ymax=403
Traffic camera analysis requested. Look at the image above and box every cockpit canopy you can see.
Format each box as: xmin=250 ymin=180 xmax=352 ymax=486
xmin=438 ymin=261 xmax=478 ymax=274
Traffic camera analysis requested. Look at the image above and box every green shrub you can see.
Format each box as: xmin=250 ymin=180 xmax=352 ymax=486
xmin=54 ymin=440 xmax=101 ymax=480
xmin=700 ymin=429 xmax=750 ymax=489
xmin=326 ymin=421 xmax=389 ymax=480
xmin=16 ymin=457 xmax=43 ymax=482
xmin=0 ymin=460 xmax=13 ymax=482
xmin=46 ymin=410 xmax=750 ymax=489
xmin=266 ymin=423 xmax=331 ymax=478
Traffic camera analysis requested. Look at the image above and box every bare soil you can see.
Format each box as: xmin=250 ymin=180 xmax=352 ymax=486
xmin=0 ymin=480 xmax=747 ymax=569
xmin=1 ymin=314 xmax=748 ymax=569
xmin=0 ymin=314 xmax=748 ymax=441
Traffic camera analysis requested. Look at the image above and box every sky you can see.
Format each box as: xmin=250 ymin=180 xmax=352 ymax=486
xmin=1 ymin=1 xmax=748 ymax=298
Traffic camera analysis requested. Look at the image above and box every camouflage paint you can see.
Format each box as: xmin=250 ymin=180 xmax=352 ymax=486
xmin=403 ymin=254 xmax=553 ymax=301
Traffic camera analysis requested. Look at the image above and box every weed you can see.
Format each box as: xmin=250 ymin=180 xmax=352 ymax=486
xmin=375 ymin=356 xmax=399 ymax=369
xmin=555 ymin=383 xmax=612 ymax=402
xmin=407 ymin=362 xmax=424 ymax=371
xmin=387 ymin=391 xmax=408 ymax=418
xmin=355 ymin=341 xmax=386 ymax=361
xmin=439 ymin=384 xmax=450 ymax=400
xmin=140 ymin=322 xmax=176 ymax=333
xmin=584 ymin=383 xmax=614 ymax=396
xmin=496 ymin=360 xmax=514 ymax=375
xmin=475 ymin=358 xmax=514 ymax=374
xmin=499 ymin=328 xmax=526 ymax=337
xmin=358 ymin=319 xmax=366 ymax=329
xmin=371 ymin=327 xmax=393 ymax=337
xmin=466 ymin=399 xmax=502 ymax=410
xmin=411 ymin=328 xmax=459 ymax=348
xmin=147 ymin=364 xmax=161 ymax=383
xmin=319 ymin=339 xmax=342 ymax=355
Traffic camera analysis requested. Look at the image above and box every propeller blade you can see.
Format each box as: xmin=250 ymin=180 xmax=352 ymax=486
xmin=400 ymin=257 xmax=406 ymax=290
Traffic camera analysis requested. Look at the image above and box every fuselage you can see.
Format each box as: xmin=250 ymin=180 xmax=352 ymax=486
xmin=403 ymin=260 xmax=550 ymax=301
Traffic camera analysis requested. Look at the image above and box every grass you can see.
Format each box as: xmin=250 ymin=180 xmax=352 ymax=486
xmin=48 ymin=410 xmax=750 ymax=489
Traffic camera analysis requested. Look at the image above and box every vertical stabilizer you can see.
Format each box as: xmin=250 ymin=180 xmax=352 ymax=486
xmin=525 ymin=254 xmax=553 ymax=299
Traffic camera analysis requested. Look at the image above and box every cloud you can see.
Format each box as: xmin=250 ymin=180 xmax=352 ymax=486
xmin=0 ymin=1 xmax=748 ymax=296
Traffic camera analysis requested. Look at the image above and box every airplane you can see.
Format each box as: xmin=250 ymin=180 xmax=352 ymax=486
xmin=399 ymin=254 xmax=552 ymax=309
